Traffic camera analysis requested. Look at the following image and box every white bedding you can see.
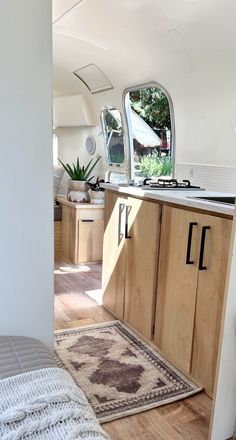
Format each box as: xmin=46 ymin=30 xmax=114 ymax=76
xmin=0 ymin=367 xmax=109 ymax=440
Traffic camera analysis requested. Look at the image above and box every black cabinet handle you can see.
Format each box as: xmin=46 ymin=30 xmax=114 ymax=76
xmin=81 ymin=219 xmax=94 ymax=222
xmin=118 ymin=203 xmax=125 ymax=245
xmin=125 ymin=205 xmax=132 ymax=239
xmin=186 ymin=222 xmax=198 ymax=264
xmin=199 ymin=226 xmax=211 ymax=270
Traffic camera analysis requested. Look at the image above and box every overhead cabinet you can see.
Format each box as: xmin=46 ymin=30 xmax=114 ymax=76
xmin=154 ymin=205 xmax=232 ymax=396
xmin=102 ymin=191 xmax=160 ymax=339
xmin=53 ymin=95 xmax=95 ymax=127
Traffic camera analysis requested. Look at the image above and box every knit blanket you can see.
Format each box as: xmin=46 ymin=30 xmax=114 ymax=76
xmin=0 ymin=368 xmax=110 ymax=440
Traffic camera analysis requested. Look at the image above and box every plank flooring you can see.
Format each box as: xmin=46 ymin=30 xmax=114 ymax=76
xmin=54 ymin=261 xmax=211 ymax=440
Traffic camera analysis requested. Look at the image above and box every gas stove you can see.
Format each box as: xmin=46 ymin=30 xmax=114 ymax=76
xmin=142 ymin=178 xmax=205 ymax=190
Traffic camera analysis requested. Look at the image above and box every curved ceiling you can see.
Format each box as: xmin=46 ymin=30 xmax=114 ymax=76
xmin=53 ymin=0 xmax=236 ymax=96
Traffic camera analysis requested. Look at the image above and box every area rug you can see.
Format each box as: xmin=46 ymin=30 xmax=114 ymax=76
xmin=54 ymin=321 xmax=201 ymax=423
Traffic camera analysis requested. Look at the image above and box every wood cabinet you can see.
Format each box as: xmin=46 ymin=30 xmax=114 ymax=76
xmin=124 ymin=198 xmax=160 ymax=339
xmin=78 ymin=219 xmax=104 ymax=263
xmin=154 ymin=205 xmax=232 ymax=396
xmin=102 ymin=191 xmax=161 ymax=338
xmin=154 ymin=207 xmax=201 ymax=373
xmin=102 ymin=190 xmax=232 ymax=397
xmin=102 ymin=191 xmax=127 ymax=319
xmin=58 ymin=197 xmax=104 ymax=264
xmin=191 ymin=212 xmax=232 ymax=395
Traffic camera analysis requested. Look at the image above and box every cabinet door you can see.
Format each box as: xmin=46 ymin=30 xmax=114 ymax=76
xmin=124 ymin=198 xmax=160 ymax=340
xmin=191 ymin=214 xmax=232 ymax=396
xmin=154 ymin=206 xmax=201 ymax=373
xmin=78 ymin=219 xmax=104 ymax=263
xmin=61 ymin=204 xmax=77 ymax=263
xmin=102 ymin=191 xmax=127 ymax=319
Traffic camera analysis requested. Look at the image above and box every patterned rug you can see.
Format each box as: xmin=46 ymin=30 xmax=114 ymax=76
xmin=54 ymin=321 xmax=201 ymax=423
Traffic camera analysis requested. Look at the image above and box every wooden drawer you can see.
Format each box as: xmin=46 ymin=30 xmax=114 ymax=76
xmin=78 ymin=208 xmax=104 ymax=221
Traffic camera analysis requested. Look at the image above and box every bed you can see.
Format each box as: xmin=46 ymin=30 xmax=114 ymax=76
xmin=0 ymin=336 xmax=109 ymax=439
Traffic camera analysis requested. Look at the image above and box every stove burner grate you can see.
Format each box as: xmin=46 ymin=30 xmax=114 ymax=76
xmin=142 ymin=178 xmax=203 ymax=190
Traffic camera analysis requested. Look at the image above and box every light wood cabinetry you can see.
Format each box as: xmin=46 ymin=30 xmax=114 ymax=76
xmin=154 ymin=207 xmax=201 ymax=373
xmin=102 ymin=190 xmax=232 ymax=397
xmin=58 ymin=197 xmax=104 ymax=264
xmin=102 ymin=191 xmax=127 ymax=319
xmin=154 ymin=205 xmax=232 ymax=396
xmin=124 ymin=198 xmax=160 ymax=339
xmin=102 ymin=191 xmax=161 ymax=337
xmin=78 ymin=219 xmax=104 ymax=263
xmin=191 ymin=213 xmax=232 ymax=395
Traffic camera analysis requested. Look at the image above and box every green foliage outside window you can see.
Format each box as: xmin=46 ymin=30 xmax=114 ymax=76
xmin=129 ymin=86 xmax=172 ymax=178
xmin=137 ymin=153 xmax=172 ymax=177
xmin=130 ymin=87 xmax=171 ymax=131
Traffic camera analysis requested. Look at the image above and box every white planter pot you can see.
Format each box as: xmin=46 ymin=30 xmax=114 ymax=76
xmin=67 ymin=180 xmax=90 ymax=203
xmin=90 ymin=190 xmax=105 ymax=205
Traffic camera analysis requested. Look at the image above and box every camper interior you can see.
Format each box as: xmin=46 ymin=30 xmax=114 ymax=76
xmin=0 ymin=0 xmax=236 ymax=439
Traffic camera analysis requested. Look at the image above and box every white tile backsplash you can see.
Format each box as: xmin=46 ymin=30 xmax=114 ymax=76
xmin=176 ymin=163 xmax=236 ymax=193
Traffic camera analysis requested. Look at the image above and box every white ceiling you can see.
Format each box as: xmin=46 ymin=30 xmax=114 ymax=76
xmin=53 ymin=0 xmax=236 ymax=96
xmin=53 ymin=0 xmax=84 ymax=23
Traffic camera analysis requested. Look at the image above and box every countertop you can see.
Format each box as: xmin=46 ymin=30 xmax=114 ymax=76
xmin=100 ymin=183 xmax=235 ymax=217
xmin=57 ymin=196 xmax=104 ymax=209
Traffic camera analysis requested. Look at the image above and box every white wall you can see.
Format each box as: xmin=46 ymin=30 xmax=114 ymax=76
xmin=0 ymin=1 xmax=53 ymax=348
xmin=57 ymin=126 xmax=107 ymax=180
xmin=56 ymin=64 xmax=236 ymax=187
xmin=54 ymin=94 xmax=95 ymax=127
xmin=172 ymin=62 xmax=236 ymax=167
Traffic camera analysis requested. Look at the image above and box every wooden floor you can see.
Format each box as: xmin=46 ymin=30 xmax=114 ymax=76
xmin=54 ymin=261 xmax=211 ymax=440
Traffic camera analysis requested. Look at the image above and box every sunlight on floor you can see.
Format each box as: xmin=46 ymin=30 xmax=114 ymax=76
xmin=54 ymin=264 xmax=92 ymax=275
xmin=85 ymin=289 xmax=103 ymax=305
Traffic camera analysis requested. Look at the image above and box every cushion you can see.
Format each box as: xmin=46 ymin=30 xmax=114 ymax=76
xmin=57 ymin=170 xmax=70 ymax=197
xmin=0 ymin=336 xmax=56 ymax=379
xmin=53 ymin=165 xmax=64 ymax=201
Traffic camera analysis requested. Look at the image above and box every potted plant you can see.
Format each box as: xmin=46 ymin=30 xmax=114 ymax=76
xmin=87 ymin=178 xmax=105 ymax=204
xmin=59 ymin=156 xmax=101 ymax=203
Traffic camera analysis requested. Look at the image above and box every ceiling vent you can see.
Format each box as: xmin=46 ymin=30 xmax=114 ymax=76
xmin=73 ymin=64 xmax=113 ymax=94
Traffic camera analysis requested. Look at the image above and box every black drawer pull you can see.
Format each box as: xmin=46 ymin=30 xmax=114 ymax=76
xmin=199 ymin=226 xmax=211 ymax=270
xmin=81 ymin=219 xmax=94 ymax=222
xmin=125 ymin=205 xmax=132 ymax=239
xmin=186 ymin=222 xmax=198 ymax=264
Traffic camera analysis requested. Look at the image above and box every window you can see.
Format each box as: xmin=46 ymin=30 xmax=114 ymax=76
xmin=101 ymin=108 xmax=125 ymax=165
xmin=125 ymin=85 xmax=174 ymax=179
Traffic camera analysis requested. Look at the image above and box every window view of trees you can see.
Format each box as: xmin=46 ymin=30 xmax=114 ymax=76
xmin=128 ymin=86 xmax=172 ymax=178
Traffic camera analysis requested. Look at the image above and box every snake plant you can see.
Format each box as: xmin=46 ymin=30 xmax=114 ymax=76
xmin=59 ymin=156 xmax=101 ymax=181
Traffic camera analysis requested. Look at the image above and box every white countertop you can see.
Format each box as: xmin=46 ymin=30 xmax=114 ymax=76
xmin=101 ymin=183 xmax=235 ymax=217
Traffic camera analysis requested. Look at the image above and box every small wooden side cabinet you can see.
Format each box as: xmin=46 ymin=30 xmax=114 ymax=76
xmin=57 ymin=197 xmax=104 ymax=264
